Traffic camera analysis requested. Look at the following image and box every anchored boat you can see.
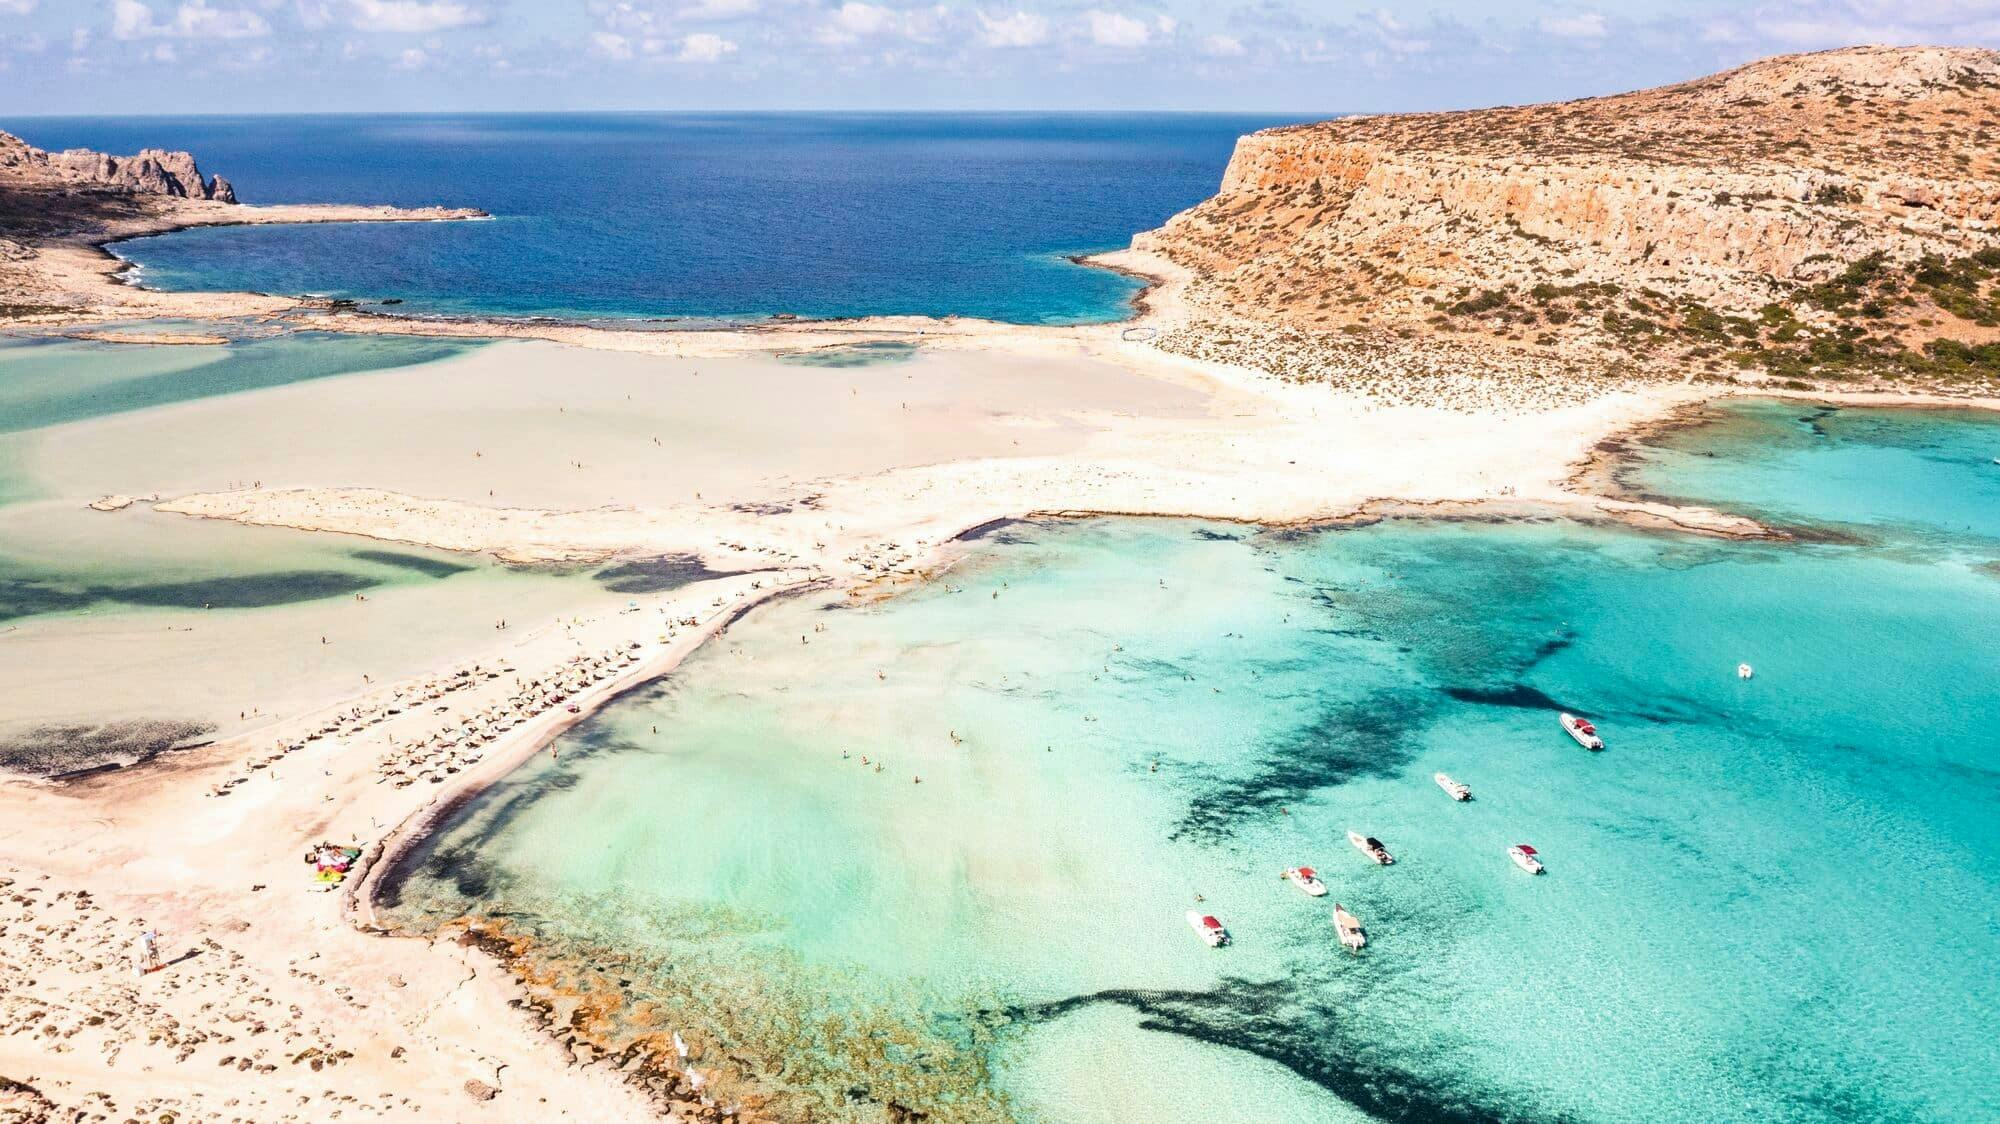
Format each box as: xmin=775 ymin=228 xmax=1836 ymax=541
xmin=1509 ymin=844 xmax=1545 ymax=874
xmin=1285 ymin=867 xmax=1328 ymax=896
xmin=1348 ymin=830 xmax=1395 ymax=865
xmin=1560 ymin=712 xmax=1604 ymax=750
xmin=1434 ymin=772 xmax=1472 ymax=801
xmin=1187 ymin=910 xmax=1230 ymax=947
xmin=1333 ymin=904 xmax=1367 ymax=952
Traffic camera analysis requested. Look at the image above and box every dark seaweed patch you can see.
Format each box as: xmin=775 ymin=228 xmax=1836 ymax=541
xmin=1443 ymin=684 xmax=1573 ymax=711
xmin=350 ymin=549 xmax=474 ymax=578
xmin=593 ymin=554 xmax=730 ymax=594
xmin=1174 ymin=688 xmax=1432 ymax=842
xmin=109 ymin=572 xmax=378 ymax=609
xmin=1018 ymin=979 xmax=1550 ymax=1124
xmin=0 ymin=569 xmax=381 ymax=622
xmin=775 ymin=341 xmax=918 ymax=368
xmin=0 ymin=719 xmax=215 ymax=778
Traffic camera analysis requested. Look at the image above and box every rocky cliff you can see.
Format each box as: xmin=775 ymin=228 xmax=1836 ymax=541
xmin=1136 ymin=46 xmax=2000 ymax=396
xmin=1 ymin=130 xmax=236 ymax=202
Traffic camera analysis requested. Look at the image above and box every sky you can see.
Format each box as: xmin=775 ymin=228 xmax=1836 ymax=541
xmin=1 ymin=0 xmax=1998 ymax=115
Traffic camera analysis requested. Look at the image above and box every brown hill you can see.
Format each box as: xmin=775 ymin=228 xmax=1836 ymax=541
xmin=1136 ymin=45 xmax=2000 ymax=398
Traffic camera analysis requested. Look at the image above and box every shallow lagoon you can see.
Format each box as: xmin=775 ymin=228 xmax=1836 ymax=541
xmin=384 ymin=400 xmax=2000 ymax=1121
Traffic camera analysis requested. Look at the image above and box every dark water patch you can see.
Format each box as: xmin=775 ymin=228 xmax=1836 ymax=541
xmin=1796 ymin=407 xmax=1838 ymax=439
xmin=0 ymin=569 xmax=382 ymax=622
xmin=775 ymin=341 xmax=919 ymax=368
xmin=1020 ymin=979 xmax=1548 ymax=1124
xmin=0 ymin=333 xmax=475 ymax=434
xmin=956 ymin=517 xmax=1036 ymax=544
xmin=1443 ymin=684 xmax=1574 ymax=711
xmin=0 ymin=719 xmax=215 ymax=778
xmin=103 ymin=571 xmax=380 ymax=610
xmin=1192 ymin=527 xmax=1243 ymax=542
xmin=0 ymin=577 xmax=93 ymax=621
xmin=1523 ymin=631 xmax=1575 ymax=668
xmin=593 ymin=554 xmax=731 ymax=594
xmin=1174 ymin=688 xmax=1432 ymax=842
xmin=350 ymin=549 xmax=474 ymax=578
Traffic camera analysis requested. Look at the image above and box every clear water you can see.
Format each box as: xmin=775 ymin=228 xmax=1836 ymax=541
xmin=0 ymin=331 xmax=483 ymax=621
xmin=1623 ymin=397 xmax=2000 ymax=550
xmin=0 ymin=330 xmax=475 ymax=434
xmin=382 ymin=402 xmax=2000 ymax=1122
xmin=5 ymin=113 xmax=1291 ymax=325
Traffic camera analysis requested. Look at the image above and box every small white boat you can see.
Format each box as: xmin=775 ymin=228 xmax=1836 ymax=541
xmin=1187 ymin=910 xmax=1230 ymax=947
xmin=1737 ymin=663 xmax=1754 ymax=680
xmin=1285 ymin=867 xmax=1328 ymax=897
xmin=1509 ymin=844 xmax=1545 ymax=875
xmin=1560 ymin=712 xmax=1604 ymax=751
xmin=1348 ymin=830 xmax=1395 ymax=865
xmin=1434 ymin=772 xmax=1472 ymax=801
xmin=1333 ymin=903 xmax=1366 ymax=952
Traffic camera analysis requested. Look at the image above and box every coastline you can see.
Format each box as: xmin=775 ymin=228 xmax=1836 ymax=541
xmin=7 ymin=159 xmax=2000 ymax=1122
xmin=346 ymin=576 xmax=824 ymax=935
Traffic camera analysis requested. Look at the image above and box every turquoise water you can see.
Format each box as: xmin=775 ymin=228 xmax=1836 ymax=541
xmin=382 ymin=403 xmax=2000 ymax=1122
xmin=0 ymin=330 xmax=474 ymax=433
xmin=1624 ymin=398 xmax=2000 ymax=550
xmin=8 ymin=114 xmax=1290 ymax=325
xmin=0 ymin=331 xmax=490 ymax=624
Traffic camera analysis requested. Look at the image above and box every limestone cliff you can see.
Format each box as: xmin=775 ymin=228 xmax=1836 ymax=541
xmin=1 ymin=130 xmax=236 ymax=202
xmin=1136 ymin=46 xmax=2000 ymax=395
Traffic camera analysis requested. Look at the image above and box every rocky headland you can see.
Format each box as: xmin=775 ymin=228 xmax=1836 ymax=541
xmin=1133 ymin=45 xmax=2000 ymax=400
xmin=0 ymin=128 xmax=485 ymax=322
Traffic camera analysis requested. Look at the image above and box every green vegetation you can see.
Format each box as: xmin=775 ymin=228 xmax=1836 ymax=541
xmin=1425 ymin=248 xmax=2000 ymax=387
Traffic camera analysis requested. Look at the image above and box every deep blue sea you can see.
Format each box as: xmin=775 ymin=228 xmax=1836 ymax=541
xmin=4 ymin=113 xmax=1291 ymax=324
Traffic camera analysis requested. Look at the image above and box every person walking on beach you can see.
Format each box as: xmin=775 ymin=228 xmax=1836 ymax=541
xmin=134 ymin=927 xmax=162 ymax=976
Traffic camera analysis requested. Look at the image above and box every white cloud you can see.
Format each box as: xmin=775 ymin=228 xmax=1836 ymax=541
xmin=679 ymin=0 xmax=757 ymax=18
xmin=977 ymin=9 xmax=1048 ymax=48
xmin=676 ymin=30 xmax=736 ymax=61
xmin=111 ymin=1 xmax=271 ymax=40
xmin=393 ymin=44 xmax=428 ymax=67
xmin=1085 ymin=10 xmax=1150 ymax=48
xmin=1539 ymin=12 xmax=1607 ymax=40
xmin=0 ymin=0 xmax=38 ymax=15
xmin=345 ymin=0 xmax=490 ymax=33
xmin=590 ymin=29 xmax=634 ymax=58
xmin=149 ymin=41 xmax=176 ymax=60
xmin=1201 ymin=32 xmax=1244 ymax=57
xmin=817 ymin=2 xmax=944 ymax=45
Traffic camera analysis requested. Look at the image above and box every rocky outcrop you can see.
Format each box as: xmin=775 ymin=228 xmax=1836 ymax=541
xmin=1131 ymin=46 xmax=2000 ymax=393
xmin=1 ymin=130 xmax=237 ymax=202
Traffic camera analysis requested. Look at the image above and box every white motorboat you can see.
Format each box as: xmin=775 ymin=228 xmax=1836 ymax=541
xmin=1738 ymin=663 xmax=1754 ymax=680
xmin=1187 ymin=910 xmax=1230 ymax=947
xmin=1333 ymin=904 xmax=1367 ymax=952
xmin=1434 ymin=772 xmax=1472 ymax=801
xmin=1509 ymin=844 xmax=1545 ymax=874
xmin=1348 ymin=830 xmax=1395 ymax=865
xmin=1285 ymin=867 xmax=1328 ymax=897
xmin=1560 ymin=712 xmax=1604 ymax=750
